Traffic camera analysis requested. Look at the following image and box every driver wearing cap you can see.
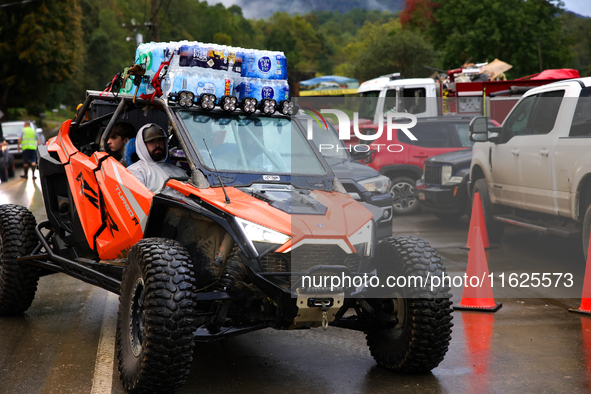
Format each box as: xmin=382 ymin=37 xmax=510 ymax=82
xmin=128 ymin=123 xmax=188 ymax=193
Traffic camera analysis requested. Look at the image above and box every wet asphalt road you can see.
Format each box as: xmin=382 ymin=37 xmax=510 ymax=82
xmin=1 ymin=175 xmax=591 ymax=393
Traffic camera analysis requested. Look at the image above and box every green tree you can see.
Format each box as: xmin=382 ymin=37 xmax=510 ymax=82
xmin=561 ymin=12 xmax=591 ymax=77
xmin=427 ymin=0 xmax=572 ymax=77
xmin=339 ymin=19 xmax=438 ymax=80
xmin=258 ymin=12 xmax=334 ymax=74
xmin=0 ymin=0 xmax=84 ymax=116
xmin=156 ymin=0 xmax=257 ymax=48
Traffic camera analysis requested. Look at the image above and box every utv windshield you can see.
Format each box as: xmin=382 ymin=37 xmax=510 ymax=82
xmin=299 ymin=116 xmax=348 ymax=160
xmin=177 ymin=110 xmax=327 ymax=176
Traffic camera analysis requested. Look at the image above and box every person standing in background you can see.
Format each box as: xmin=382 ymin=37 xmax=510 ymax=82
xmin=17 ymin=120 xmax=39 ymax=179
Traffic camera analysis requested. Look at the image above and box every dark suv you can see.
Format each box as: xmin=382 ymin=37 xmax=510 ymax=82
xmin=414 ymin=118 xmax=498 ymax=221
xmin=415 ymin=149 xmax=473 ymax=221
xmin=357 ymin=116 xmax=481 ymax=215
xmin=297 ymin=115 xmax=393 ymax=239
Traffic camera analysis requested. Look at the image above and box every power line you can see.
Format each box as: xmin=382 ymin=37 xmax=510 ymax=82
xmin=0 ymin=0 xmax=40 ymax=8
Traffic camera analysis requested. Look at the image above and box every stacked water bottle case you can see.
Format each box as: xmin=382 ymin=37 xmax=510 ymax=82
xmin=123 ymin=41 xmax=290 ymax=104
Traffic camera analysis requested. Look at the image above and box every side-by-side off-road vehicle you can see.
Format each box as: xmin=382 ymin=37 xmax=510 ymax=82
xmin=0 ymin=90 xmax=453 ymax=393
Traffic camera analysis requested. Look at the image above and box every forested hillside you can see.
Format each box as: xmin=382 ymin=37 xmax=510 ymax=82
xmin=0 ymin=0 xmax=589 ymax=117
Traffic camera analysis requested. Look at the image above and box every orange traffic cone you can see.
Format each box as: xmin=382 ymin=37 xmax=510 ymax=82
xmin=463 ymin=312 xmax=495 ymax=391
xmin=454 ymin=226 xmax=502 ymax=312
xmin=462 ymin=192 xmax=491 ymax=250
xmin=579 ymin=317 xmax=591 ymax=386
xmin=569 ymin=235 xmax=591 ymax=314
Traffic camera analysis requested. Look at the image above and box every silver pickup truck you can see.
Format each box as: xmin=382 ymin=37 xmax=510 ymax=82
xmin=469 ymin=77 xmax=591 ymax=255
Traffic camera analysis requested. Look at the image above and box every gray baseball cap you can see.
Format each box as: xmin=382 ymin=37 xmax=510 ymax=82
xmin=142 ymin=124 xmax=167 ymax=142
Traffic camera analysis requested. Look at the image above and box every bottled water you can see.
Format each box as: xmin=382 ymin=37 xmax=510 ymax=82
xmin=241 ymin=50 xmax=287 ymax=80
xmin=133 ymin=41 xmax=289 ymax=102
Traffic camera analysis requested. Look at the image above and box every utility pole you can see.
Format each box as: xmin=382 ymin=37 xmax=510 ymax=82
xmin=151 ymin=0 xmax=160 ymax=42
xmin=537 ymin=37 xmax=543 ymax=72
xmin=122 ymin=18 xmax=151 ymax=47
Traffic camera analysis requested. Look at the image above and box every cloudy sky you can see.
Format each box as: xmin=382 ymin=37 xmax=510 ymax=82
xmin=204 ymin=0 xmax=591 ymax=19
xmin=562 ymin=0 xmax=591 ymax=17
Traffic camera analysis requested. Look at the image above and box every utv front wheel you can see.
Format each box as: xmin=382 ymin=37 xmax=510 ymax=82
xmin=366 ymin=236 xmax=453 ymax=372
xmin=117 ymin=238 xmax=196 ymax=394
xmin=0 ymin=204 xmax=39 ymax=315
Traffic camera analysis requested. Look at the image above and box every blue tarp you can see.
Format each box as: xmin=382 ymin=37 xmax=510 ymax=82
xmin=299 ymin=75 xmax=358 ymax=86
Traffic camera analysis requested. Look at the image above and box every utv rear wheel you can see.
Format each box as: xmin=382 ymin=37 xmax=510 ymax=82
xmin=0 ymin=204 xmax=39 ymax=315
xmin=390 ymin=177 xmax=421 ymax=215
xmin=366 ymin=236 xmax=453 ymax=372
xmin=473 ymin=179 xmax=504 ymax=243
xmin=117 ymin=238 xmax=196 ymax=394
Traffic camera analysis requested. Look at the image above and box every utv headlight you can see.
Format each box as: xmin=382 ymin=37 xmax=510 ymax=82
xmin=258 ymin=99 xmax=277 ymax=115
xmin=278 ymin=100 xmax=298 ymax=116
xmin=441 ymin=165 xmax=453 ymax=184
xmin=348 ymin=220 xmax=373 ymax=256
xmin=220 ymin=95 xmax=238 ymax=112
xmin=358 ymin=175 xmax=391 ymax=194
xmin=236 ymin=217 xmax=291 ymax=249
xmin=178 ymin=91 xmax=195 ymax=107
xmin=198 ymin=93 xmax=216 ymax=110
xmin=240 ymin=97 xmax=258 ymax=114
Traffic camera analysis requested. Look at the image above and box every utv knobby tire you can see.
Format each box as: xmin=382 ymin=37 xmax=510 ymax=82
xmin=473 ymin=178 xmax=505 ymax=243
xmin=0 ymin=204 xmax=39 ymax=315
xmin=366 ymin=236 xmax=453 ymax=373
xmin=117 ymin=238 xmax=196 ymax=394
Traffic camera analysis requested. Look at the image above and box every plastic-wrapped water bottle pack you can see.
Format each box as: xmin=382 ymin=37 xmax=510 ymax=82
xmin=128 ymin=41 xmax=289 ymax=103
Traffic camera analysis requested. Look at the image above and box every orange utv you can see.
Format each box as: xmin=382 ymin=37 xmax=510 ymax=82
xmin=0 ymin=90 xmax=453 ymax=393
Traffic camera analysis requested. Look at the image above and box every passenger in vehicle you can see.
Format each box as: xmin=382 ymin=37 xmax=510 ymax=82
xmin=107 ymin=122 xmax=136 ymax=161
xmin=127 ymin=123 xmax=188 ymax=193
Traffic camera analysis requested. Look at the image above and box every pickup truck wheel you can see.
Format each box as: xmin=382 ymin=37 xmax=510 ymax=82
xmin=365 ymin=236 xmax=453 ymax=372
xmin=117 ymin=238 xmax=196 ymax=394
xmin=390 ymin=177 xmax=421 ymax=215
xmin=582 ymin=205 xmax=591 ymax=259
xmin=0 ymin=204 xmax=39 ymax=315
xmin=473 ymin=179 xmax=505 ymax=243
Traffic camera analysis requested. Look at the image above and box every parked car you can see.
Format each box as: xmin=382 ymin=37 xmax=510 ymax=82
xmin=415 ymin=149 xmax=473 ymax=221
xmin=297 ymin=114 xmax=393 ymax=239
xmin=414 ymin=119 xmax=499 ymax=221
xmin=0 ymin=138 xmax=15 ymax=182
xmin=0 ymin=120 xmax=45 ymax=160
xmin=356 ymin=115 xmax=483 ymax=215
